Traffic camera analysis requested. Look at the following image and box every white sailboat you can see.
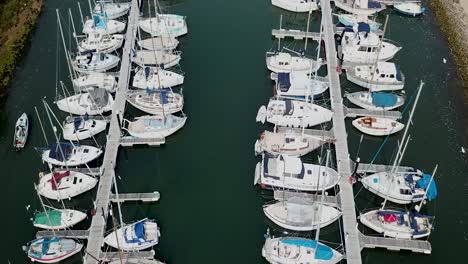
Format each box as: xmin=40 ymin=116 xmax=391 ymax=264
xmin=133 ymin=67 xmax=184 ymax=89
xmin=334 ymin=0 xmax=386 ymax=16
xmin=271 ymin=72 xmax=329 ymax=98
xmin=123 ymin=115 xmax=187 ymax=139
xmin=132 ymin=50 xmax=181 ymax=69
xmin=25 ymin=237 xmax=83 ymax=263
xmin=41 ymin=142 xmax=103 ymax=166
xmin=83 ymin=14 xmax=126 ymax=35
xmin=63 ymin=115 xmax=107 ymax=141
xmin=271 ymin=0 xmax=318 ymax=13
xmin=127 ymin=89 xmax=184 ymax=115
xmin=56 ymin=88 xmax=114 ymax=115
xmin=257 ymin=98 xmax=333 ymax=128
xmin=37 ymin=170 xmax=98 ymax=200
xmin=262 ymin=237 xmax=343 ymax=264
xmin=264 ymin=197 xmax=341 ymax=231
xmin=339 ymin=28 xmax=401 ymax=64
xmin=72 ymin=52 xmax=120 ymax=73
xmin=79 ymin=33 xmax=124 ymax=53
xmin=254 ymin=154 xmax=340 ymax=192
xmin=33 ymin=209 xmax=87 ymax=230
xmin=104 ymin=218 xmax=160 ymax=251
xmin=139 ymin=14 xmax=188 ymax=37
xmin=346 ymin=61 xmax=405 ymax=91
xmin=266 ymin=52 xmax=324 ymax=73
xmin=254 ymin=129 xmax=325 ymax=156
xmin=94 ymin=0 xmax=131 ymax=19
xmin=352 ymin=116 xmax=404 ymax=136
xmin=138 ymin=36 xmax=179 ymax=51
xmin=72 ymin=72 xmax=117 ymax=93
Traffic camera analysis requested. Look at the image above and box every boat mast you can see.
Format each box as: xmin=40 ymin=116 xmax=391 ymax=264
xmin=56 ymin=9 xmax=75 ymax=82
xmin=390 ymin=81 xmax=424 ymax=174
xmin=77 ymin=2 xmax=85 ymax=27
xmin=88 ymin=0 xmax=94 ymax=17
xmin=416 ymin=164 xmax=438 ymax=212
xmin=42 ymin=100 xmax=69 ymax=171
xmin=314 ymin=149 xmax=330 ymax=258
xmin=278 ymin=15 xmax=282 ymax=51
xmin=111 ymin=171 xmax=125 ymax=264
xmin=368 ymin=15 xmax=389 ymax=89
xmin=68 ymin=9 xmax=80 ymax=54
xmin=304 ymin=6 xmax=312 ymax=52
xmin=34 ymin=184 xmax=56 ymax=236
xmin=35 ymin=107 xmax=49 ymax=146
xmin=110 ymin=204 xmax=124 ymax=264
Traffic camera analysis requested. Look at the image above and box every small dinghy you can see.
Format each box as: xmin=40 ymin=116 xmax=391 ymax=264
xmin=271 ymin=72 xmax=329 ymax=98
xmin=37 ymin=170 xmax=98 ymax=200
xmin=359 ymin=209 xmax=434 ymax=239
xmin=254 ymin=130 xmax=324 ymax=156
xmin=334 ymin=0 xmax=385 ymax=16
xmin=63 ymin=115 xmax=107 ymax=141
xmin=257 ymin=98 xmax=333 ymax=128
xmin=33 ymin=209 xmax=87 ymax=230
xmin=13 ymin=113 xmax=28 ymax=150
xmin=41 ymin=142 xmax=103 ymax=167
xmin=26 ymin=237 xmax=83 ymax=263
xmin=346 ymin=62 xmax=405 ymax=91
xmin=127 ymin=89 xmax=184 ymax=115
xmin=104 ymin=218 xmax=160 ymax=251
xmin=266 ymin=52 xmax=324 ymax=73
xmin=139 ymin=14 xmax=188 ymax=37
xmin=271 ymin=0 xmax=318 ymax=13
xmin=79 ymin=33 xmax=124 ymax=53
xmin=133 ymin=67 xmax=184 ymax=90
xmin=83 ymin=14 xmax=126 ymax=35
xmin=72 ymin=72 xmax=117 ymax=93
xmin=56 ymin=88 xmax=114 ymax=115
xmin=72 ymin=52 xmax=120 ymax=73
xmin=254 ymin=154 xmax=340 ymax=192
xmin=132 ymin=50 xmax=181 ymax=69
xmin=123 ymin=115 xmax=187 ymax=139
xmin=361 ymin=169 xmax=437 ymax=204
xmin=352 ymin=116 xmax=404 ymax=136
xmin=346 ymin=91 xmax=404 ymax=111
xmin=138 ymin=36 xmax=179 ymax=51
xmin=339 ymin=27 xmax=401 ymax=64
xmin=94 ymin=1 xmax=131 ymax=19
xmin=394 ymin=2 xmax=425 ymax=16
xmin=263 ymin=197 xmax=342 ymax=231
xmin=336 ymin=14 xmax=381 ymax=31
xmin=262 ymin=237 xmax=343 ymax=264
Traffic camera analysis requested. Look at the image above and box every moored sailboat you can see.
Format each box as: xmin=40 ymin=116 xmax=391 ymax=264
xmin=25 ymin=237 xmax=83 ymax=263
xmin=254 ymin=129 xmax=325 ymax=156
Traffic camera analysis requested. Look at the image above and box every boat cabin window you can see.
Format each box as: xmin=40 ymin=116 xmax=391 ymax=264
xmin=307 ymin=170 xmax=312 ymax=174
xmin=73 ymin=177 xmax=78 ymax=185
xmin=380 ymin=74 xmax=385 ymax=78
xmin=367 ymin=47 xmax=372 ymax=52
xmin=390 ymin=74 xmax=395 ymax=78
xmin=358 ymin=46 xmax=367 ymax=52
xmin=400 ymin=188 xmax=411 ymax=195
xmin=84 ymin=149 xmax=89 ymax=153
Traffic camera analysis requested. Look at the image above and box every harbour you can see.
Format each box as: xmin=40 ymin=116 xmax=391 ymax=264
xmin=0 ymin=0 xmax=467 ymax=263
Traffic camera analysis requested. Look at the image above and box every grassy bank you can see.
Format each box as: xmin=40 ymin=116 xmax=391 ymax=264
xmin=430 ymin=0 xmax=468 ymax=99
xmin=0 ymin=0 xmax=43 ymax=106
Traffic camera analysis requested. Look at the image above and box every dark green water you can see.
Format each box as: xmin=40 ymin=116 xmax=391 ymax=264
xmin=0 ymin=0 xmax=467 ymax=263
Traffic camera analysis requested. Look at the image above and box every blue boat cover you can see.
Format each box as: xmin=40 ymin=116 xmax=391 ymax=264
xmin=39 ymin=237 xmax=59 ymax=256
xmin=416 ymin=174 xmax=437 ymax=200
xmin=281 ymin=239 xmax=334 ymax=260
xmin=368 ymin=1 xmax=382 ymax=8
xmin=134 ymin=222 xmax=145 ymax=239
xmin=357 ymin=22 xmax=370 ymax=33
xmin=395 ymin=64 xmax=402 ymax=81
xmin=278 ymin=73 xmax=291 ymax=92
xmin=371 ymin=92 xmax=397 ymax=107
xmin=144 ymin=67 xmax=150 ymax=79
xmin=48 ymin=143 xmax=74 ymax=161
xmin=92 ymin=14 xmax=106 ymax=29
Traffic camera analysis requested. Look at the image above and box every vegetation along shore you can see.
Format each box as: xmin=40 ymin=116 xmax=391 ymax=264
xmin=0 ymin=0 xmax=43 ymax=106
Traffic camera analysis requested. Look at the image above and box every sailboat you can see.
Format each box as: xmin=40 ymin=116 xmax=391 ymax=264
xmin=72 ymin=52 xmax=120 ymax=73
xmin=338 ymin=24 xmax=401 ymax=64
xmin=266 ymin=52 xmax=324 ymax=73
xmin=254 ymin=129 xmax=325 ymax=156
xmin=63 ymin=115 xmax=108 ymax=141
xmin=13 ymin=113 xmax=29 ymax=150
xmin=394 ymin=2 xmax=425 ymax=16
xmin=138 ymin=35 xmax=179 ymax=51
xmin=257 ymin=98 xmax=333 ymax=128
xmin=254 ymin=154 xmax=340 ymax=192
xmin=94 ymin=0 xmax=131 ymax=19
xmin=346 ymin=61 xmax=405 ymax=91
xmin=132 ymin=50 xmax=181 ymax=69
xmin=25 ymin=237 xmax=83 ymax=263
xmin=127 ymin=89 xmax=184 ymax=115
xmin=133 ymin=67 xmax=184 ymax=90
xmin=262 ymin=237 xmax=343 ymax=263
xmin=139 ymin=14 xmax=188 ymax=37
xmin=334 ymin=0 xmax=386 ymax=16
xmin=41 ymin=142 xmax=103 ymax=166
xmin=352 ymin=116 xmax=404 ymax=136
xmin=37 ymin=170 xmax=98 ymax=200
xmin=346 ymin=91 xmax=405 ymax=111
xmin=33 ymin=209 xmax=87 ymax=230
xmin=271 ymin=72 xmax=329 ymax=98
xmin=56 ymin=88 xmax=114 ymax=115
xmin=83 ymin=12 xmax=126 ymax=35
xmin=79 ymin=33 xmax=124 ymax=53
xmin=72 ymin=72 xmax=117 ymax=93
xmin=271 ymin=0 xmax=318 ymax=13
xmin=264 ymin=196 xmax=341 ymax=231
xmin=123 ymin=115 xmax=187 ymax=139
xmin=336 ymin=14 xmax=381 ymax=31
xmin=104 ymin=218 xmax=161 ymax=251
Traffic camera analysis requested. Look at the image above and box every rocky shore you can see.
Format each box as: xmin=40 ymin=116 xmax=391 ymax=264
xmin=430 ymin=0 xmax=468 ymax=99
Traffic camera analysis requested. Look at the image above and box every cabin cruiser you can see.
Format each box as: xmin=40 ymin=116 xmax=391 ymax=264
xmin=346 ymin=62 xmax=405 ymax=91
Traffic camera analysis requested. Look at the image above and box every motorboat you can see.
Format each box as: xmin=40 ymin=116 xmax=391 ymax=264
xmin=127 ymin=89 xmax=184 ymax=115
xmin=63 ymin=115 xmax=107 ymax=141
xmin=33 ymin=209 xmax=87 ymax=230
xmin=72 ymin=52 xmax=120 ymax=73
xmin=123 ymin=115 xmax=187 ymax=139
xmin=13 ymin=113 xmax=28 ymax=150
xmin=104 ymin=218 xmax=160 ymax=251
xmin=72 ymin=72 xmax=117 ymax=93
xmin=345 ymin=91 xmax=405 ymax=111
xmin=138 ymin=36 xmax=179 ymax=51
xmin=26 ymin=237 xmax=83 ymax=263
xmin=56 ymin=88 xmax=114 ymax=115
xmin=271 ymin=72 xmax=329 ymax=98
xmin=132 ymin=67 xmax=184 ymax=89
xmin=139 ymin=14 xmax=188 ymax=37
xmin=79 ymin=33 xmax=124 ymax=53
xmin=271 ymin=0 xmax=318 ymax=13
xmin=41 ymin=143 xmax=103 ymax=167
xmin=254 ymin=129 xmax=325 ymax=156
xmin=37 ymin=170 xmax=98 ymax=201
xmin=346 ymin=62 xmax=405 ymax=91
xmin=132 ymin=50 xmax=181 ymax=69
xmin=352 ymin=116 xmax=404 ymax=136
xmin=266 ymin=52 xmax=324 ymax=73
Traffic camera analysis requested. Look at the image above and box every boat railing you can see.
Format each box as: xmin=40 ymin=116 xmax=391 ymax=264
xmin=382 ymin=38 xmax=402 ymax=48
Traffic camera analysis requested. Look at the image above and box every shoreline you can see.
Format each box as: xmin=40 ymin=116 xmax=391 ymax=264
xmin=0 ymin=0 xmax=43 ymax=107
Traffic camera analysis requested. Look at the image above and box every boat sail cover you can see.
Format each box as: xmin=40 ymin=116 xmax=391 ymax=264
xmin=93 ymin=13 xmax=107 ymax=29
xmin=278 ymin=73 xmax=291 ymax=92
xmin=280 ymin=239 xmax=334 ymax=260
xmin=415 ymin=174 xmax=438 ymax=200
xmin=371 ymin=92 xmax=397 ymax=107
xmin=145 ymin=88 xmax=169 ymax=104
xmin=34 ymin=210 xmax=62 ymax=226
xmin=48 ymin=171 xmax=71 ymax=190
xmin=48 ymin=143 xmax=74 ymax=161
